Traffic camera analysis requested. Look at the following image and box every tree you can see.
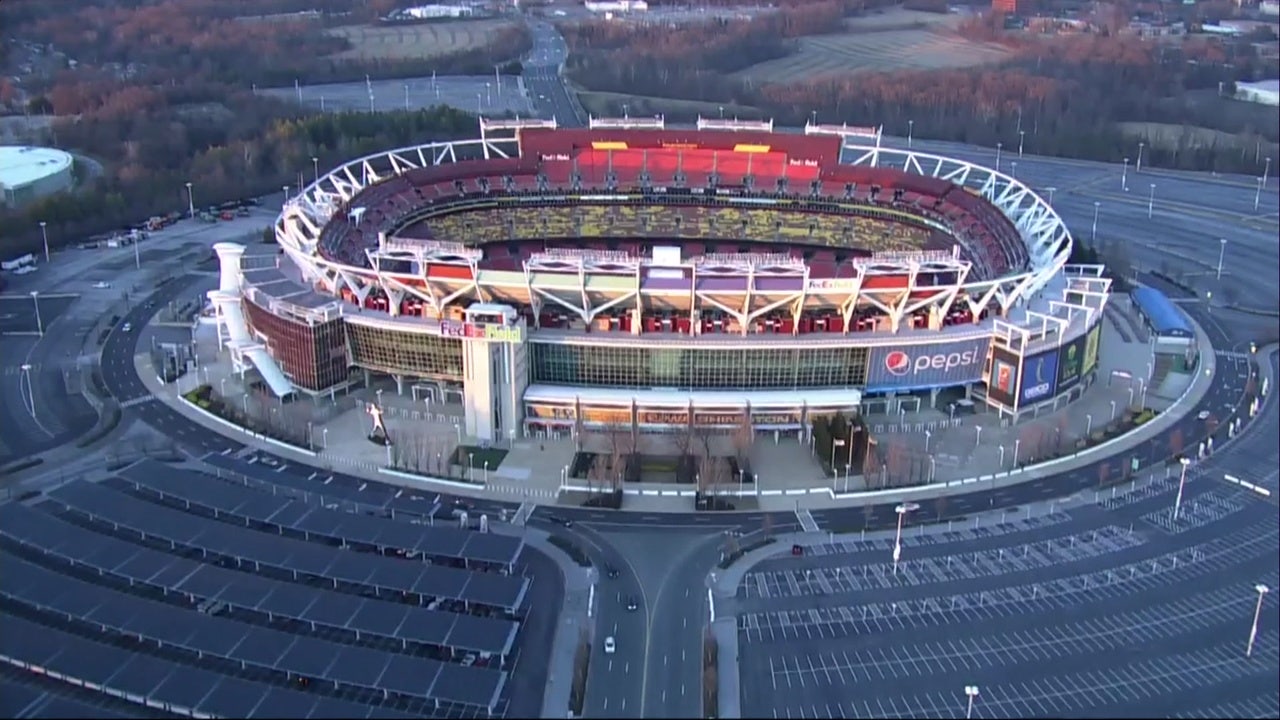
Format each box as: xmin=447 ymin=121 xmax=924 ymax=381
xmin=934 ymin=494 xmax=949 ymax=521
xmin=731 ymin=413 xmax=753 ymax=466
xmin=1169 ymin=427 xmax=1184 ymax=459
xmin=761 ymin=512 xmax=773 ymax=539
xmin=698 ymin=454 xmax=731 ymax=496
xmin=1097 ymin=462 xmax=1111 ymax=488
xmin=604 ymin=421 xmax=634 ymax=490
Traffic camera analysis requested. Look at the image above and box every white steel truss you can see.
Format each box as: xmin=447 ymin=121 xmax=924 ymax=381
xmin=273 ymin=125 xmax=1075 ymax=341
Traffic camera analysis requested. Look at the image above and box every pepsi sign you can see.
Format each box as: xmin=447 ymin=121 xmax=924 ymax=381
xmin=866 ymin=337 xmax=992 ymax=391
xmin=1019 ymin=351 xmax=1059 ymax=406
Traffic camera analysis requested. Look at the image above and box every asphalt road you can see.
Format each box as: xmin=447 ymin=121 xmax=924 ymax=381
xmin=524 ymin=21 xmax=584 ymax=127
xmin=0 ymin=293 xmax=99 ymax=465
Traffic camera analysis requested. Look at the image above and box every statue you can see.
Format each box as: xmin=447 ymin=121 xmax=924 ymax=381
xmin=366 ymin=402 xmax=391 ymax=446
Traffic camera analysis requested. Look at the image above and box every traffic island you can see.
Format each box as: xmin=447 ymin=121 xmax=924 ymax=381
xmin=703 ymin=629 xmax=719 ymax=719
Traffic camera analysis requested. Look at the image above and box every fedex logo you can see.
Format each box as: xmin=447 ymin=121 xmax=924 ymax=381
xmin=883 ymin=346 xmax=983 ymax=377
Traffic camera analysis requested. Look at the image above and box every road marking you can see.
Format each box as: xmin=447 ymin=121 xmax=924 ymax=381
xmin=1223 ymin=474 xmax=1271 ymax=497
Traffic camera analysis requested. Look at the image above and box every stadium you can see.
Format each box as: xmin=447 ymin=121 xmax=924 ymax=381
xmin=210 ymin=117 xmax=1112 ymax=445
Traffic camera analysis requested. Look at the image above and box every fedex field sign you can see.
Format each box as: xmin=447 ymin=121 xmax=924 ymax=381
xmin=866 ymin=337 xmax=991 ymax=390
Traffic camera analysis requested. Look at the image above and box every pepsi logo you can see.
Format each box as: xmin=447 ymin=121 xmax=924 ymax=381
xmin=884 ymin=351 xmax=911 ymax=376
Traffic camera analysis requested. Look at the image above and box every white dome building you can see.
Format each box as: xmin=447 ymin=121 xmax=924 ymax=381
xmin=0 ymin=146 xmax=75 ymax=208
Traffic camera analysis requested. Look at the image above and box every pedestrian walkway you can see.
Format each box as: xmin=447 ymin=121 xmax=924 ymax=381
xmin=796 ymin=509 xmax=820 ymax=533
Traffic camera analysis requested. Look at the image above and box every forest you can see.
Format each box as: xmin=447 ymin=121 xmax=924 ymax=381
xmin=559 ymin=3 xmax=1279 ymax=173
xmin=0 ymin=0 xmax=530 ymax=255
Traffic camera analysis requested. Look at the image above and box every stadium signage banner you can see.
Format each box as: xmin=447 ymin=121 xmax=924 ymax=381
xmin=866 ymin=337 xmax=992 ymax=391
xmin=526 ymin=404 xmax=576 ymax=421
xmin=806 ymin=278 xmax=857 ymax=292
xmin=1019 ymin=351 xmax=1060 ymax=406
xmin=1055 ymin=333 xmax=1088 ymax=393
xmin=439 ymin=320 xmax=522 ymax=344
xmin=987 ymin=346 xmax=1019 ymax=407
xmin=752 ymin=411 xmax=803 ymax=426
xmin=1082 ymin=323 xmax=1102 ymax=375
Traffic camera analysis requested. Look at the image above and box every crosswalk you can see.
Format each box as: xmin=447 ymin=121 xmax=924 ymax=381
xmin=1217 ymin=351 xmax=1250 ymax=360
xmin=486 ymin=484 xmax=558 ymax=500
xmin=2 ymin=364 xmax=44 ymax=376
xmin=796 ymin=508 xmax=821 ymax=533
xmin=511 ymin=502 xmax=536 ymax=526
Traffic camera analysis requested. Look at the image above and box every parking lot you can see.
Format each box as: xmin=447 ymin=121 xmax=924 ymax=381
xmin=739 ymin=524 xmax=1145 ymax=600
xmin=735 ymin=491 xmax=1279 ymax=718
xmin=0 ymin=293 xmax=76 ymax=335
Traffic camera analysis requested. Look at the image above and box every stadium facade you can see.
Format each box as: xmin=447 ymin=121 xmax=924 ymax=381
xmin=211 ymin=118 xmax=1112 ymax=443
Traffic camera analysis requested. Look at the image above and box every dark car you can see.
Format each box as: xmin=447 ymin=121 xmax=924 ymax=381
xmin=605 ymin=565 xmax=620 ymax=579
xmin=549 ymin=515 xmax=573 ymax=528
xmin=625 ymin=596 xmax=638 ymax=611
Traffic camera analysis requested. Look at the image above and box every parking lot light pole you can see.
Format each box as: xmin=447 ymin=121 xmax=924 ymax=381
xmin=1136 ymin=141 xmax=1145 ymax=173
xmin=19 ymin=364 xmax=35 ymax=417
xmin=1254 ymin=177 xmax=1263 ymax=211
xmin=892 ymin=502 xmax=919 ymax=574
xmin=185 ymin=182 xmax=195 ymax=219
xmin=995 ymin=142 xmax=1002 ymax=172
xmin=907 ymin=119 xmax=914 ymax=147
xmin=1216 ymin=238 xmax=1228 ymax=280
xmin=1122 ymin=157 xmax=1129 ymax=191
xmin=975 ymin=425 xmax=982 ymax=448
xmin=1247 ymin=584 xmax=1269 ymax=657
xmin=964 ymin=686 xmax=980 ymax=719
xmin=1086 ymin=413 xmax=1093 ymax=437
xmin=1090 ymin=201 xmax=1100 ymax=245
xmin=1173 ymin=457 xmax=1191 ymax=521
xmin=38 ymin=221 xmax=49 ymax=263
xmin=312 ymin=157 xmax=319 ymax=185
xmin=1147 ymin=183 xmax=1155 ymax=219
xmin=924 ymin=429 xmax=931 ymax=453
xmin=1018 ymin=130 xmax=1025 ymax=158
xmin=30 ymin=291 xmax=43 ymax=337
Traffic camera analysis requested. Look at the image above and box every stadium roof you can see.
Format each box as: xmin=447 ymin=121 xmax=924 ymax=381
xmin=1131 ymin=286 xmax=1192 ymax=338
xmin=0 ymin=146 xmax=73 ymax=188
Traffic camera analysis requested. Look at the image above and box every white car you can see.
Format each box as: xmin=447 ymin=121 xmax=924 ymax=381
xmin=603 ymin=636 xmax=616 ymax=654
xmin=92 ymin=281 xmax=111 ymax=289
xmin=1197 ymin=411 xmax=1210 ymax=421
xmin=121 ymin=322 xmax=132 ymax=332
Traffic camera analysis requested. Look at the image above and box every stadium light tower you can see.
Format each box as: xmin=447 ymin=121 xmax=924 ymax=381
xmin=38 ymin=221 xmax=49 ymax=263
xmin=1247 ymin=584 xmax=1269 ymax=657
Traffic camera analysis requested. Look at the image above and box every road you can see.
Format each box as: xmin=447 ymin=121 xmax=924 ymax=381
xmin=523 ymin=20 xmax=585 ymax=127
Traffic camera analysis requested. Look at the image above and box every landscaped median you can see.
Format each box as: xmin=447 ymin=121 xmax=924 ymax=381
xmin=179 ymin=384 xmax=315 ymax=456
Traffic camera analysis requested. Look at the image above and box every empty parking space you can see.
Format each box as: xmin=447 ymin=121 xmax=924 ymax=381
xmin=0 ymin=295 xmax=76 ymax=335
xmin=739 ymin=518 xmax=1278 ymax=643
xmin=749 ymin=633 xmax=1279 ymax=719
xmin=800 ymin=513 xmax=1072 ymax=559
xmin=740 ymin=525 xmax=1144 ymax=600
xmin=1140 ymin=487 xmax=1247 ymax=535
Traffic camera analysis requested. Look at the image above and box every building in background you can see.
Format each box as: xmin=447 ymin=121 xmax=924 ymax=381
xmin=0 ymin=145 xmax=74 ymax=208
xmin=1235 ymin=79 xmax=1280 ymax=106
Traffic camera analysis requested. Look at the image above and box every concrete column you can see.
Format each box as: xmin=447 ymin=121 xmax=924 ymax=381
xmin=212 ymin=243 xmax=246 ymax=294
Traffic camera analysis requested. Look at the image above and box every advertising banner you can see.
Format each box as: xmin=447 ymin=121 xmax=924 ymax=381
xmin=1019 ymin=351 xmax=1060 ymax=406
xmin=987 ymin=346 xmax=1019 ymax=407
xmin=751 ymin=411 xmax=803 ymax=427
xmin=865 ymin=337 xmax=992 ymax=391
xmin=526 ymin=404 xmax=576 ymax=421
xmin=639 ymin=410 xmax=688 ymax=425
xmin=1055 ymin=333 xmax=1088 ymax=393
xmin=1082 ymin=322 xmax=1102 ymax=375
xmin=580 ymin=407 xmax=633 ymax=425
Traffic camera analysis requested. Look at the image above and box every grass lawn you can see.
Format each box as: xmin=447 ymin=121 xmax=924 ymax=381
xmin=452 ymin=445 xmax=509 ymax=470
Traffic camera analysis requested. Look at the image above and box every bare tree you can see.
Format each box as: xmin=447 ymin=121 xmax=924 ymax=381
xmin=1097 ymin=462 xmax=1111 ymax=489
xmin=673 ymin=421 xmax=694 ymax=460
xmin=934 ymin=494 xmax=949 ymax=521
xmin=761 ymin=512 xmax=773 ymax=539
xmin=731 ymin=413 xmax=753 ymax=466
xmin=604 ymin=421 xmax=635 ymax=490
xmin=698 ymin=454 xmax=731 ymax=496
